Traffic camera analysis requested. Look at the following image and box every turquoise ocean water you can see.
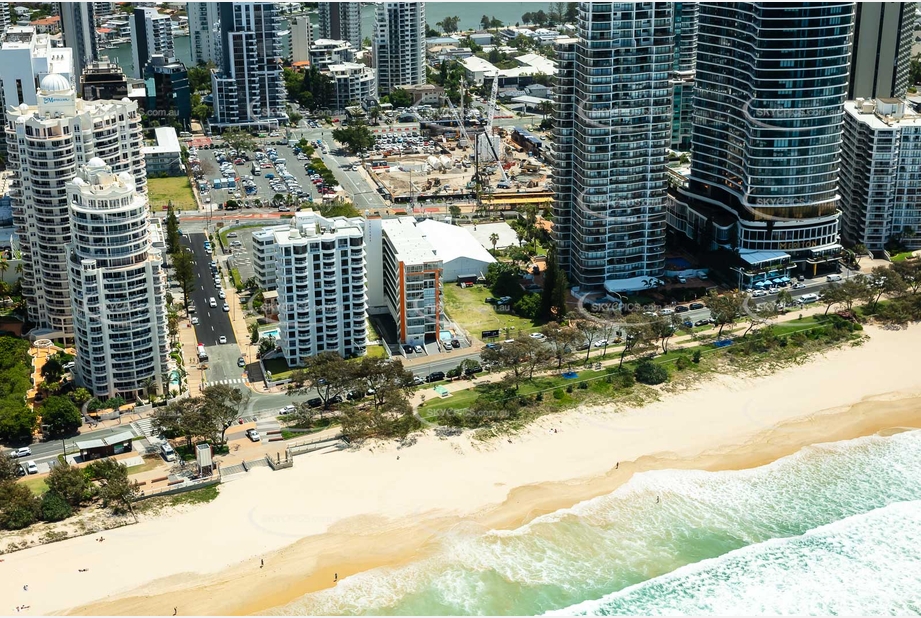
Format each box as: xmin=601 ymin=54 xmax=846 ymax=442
xmin=271 ymin=430 xmax=921 ymax=616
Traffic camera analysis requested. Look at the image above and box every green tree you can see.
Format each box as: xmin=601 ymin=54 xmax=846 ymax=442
xmin=650 ymin=315 xmax=678 ymax=354
xmin=332 ymin=121 xmax=376 ymax=156
xmin=541 ymin=321 xmax=580 ymax=370
xmin=172 ymin=250 xmax=196 ymax=310
xmin=165 ymin=202 xmax=181 ymax=255
xmin=0 ymin=452 xmax=18 ymax=482
xmin=449 ymin=204 xmax=462 ymax=218
xmin=707 ymin=290 xmax=745 ymax=337
xmin=867 ymin=266 xmax=907 ymax=311
xmin=0 ymin=481 xmax=39 ymax=530
xmin=388 ymin=88 xmax=413 ymax=108
xmin=222 ymin=128 xmax=256 ymax=153
xmin=565 ymin=2 xmax=579 ymax=22
xmin=480 ymin=15 xmax=491 ymax=30
xmin=46 ymin=461 xmax=92 ymax=507
xmin=201 ymin=384 xmax=251 ymax=446
xmin=288 ymin=351 xmax=353 ymax=409
xmin=541 ymin=248 xmax=559 ymax=319
xmin=86 ymin=458 xmax=140 ymax=521
xmin=436 ymin=15 xmax=460 ymax=34
xmin=618 ymin=313 xmax=655 ymax=369
xmin=634 ymin=360 xmax=668 ymax=385
xmin=553 ymin=267 xmax=569 ymax=320
xmin=489 ymin=232 xmax=500 ymax=252
xmin=41 ymin=357 xmax=65 ymax=383
xmin=40 ymin=491 xmax=73 ymax=522
xmin=892 ymin=259 xmax=921 ymax=294
xmin=41 ymin=395 xmax=82 ymax=437
xmin=0 ymin=401 xmax=37 ymax=443
xmin=513 ymin=293 xmax=541 ymax=319
xmin=250 ymin=323 xmax=260 ymax=344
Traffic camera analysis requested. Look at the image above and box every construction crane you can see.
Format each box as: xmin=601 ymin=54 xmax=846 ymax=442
xmin=480 ymin=76 xmax=510 ymax=185
xmin=445 ymin=96 xmax=470 ymax=148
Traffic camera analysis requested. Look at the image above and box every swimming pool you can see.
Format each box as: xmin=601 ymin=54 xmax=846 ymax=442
xmin=260 ymin=328 xmax=280 ymax=340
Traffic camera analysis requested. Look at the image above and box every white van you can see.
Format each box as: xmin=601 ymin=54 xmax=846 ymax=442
xmin=209 ymin=297 xmax=217 ymax=308
xmin=798 ymin=293 xmax=819 ymax=304
xmin=159 ymin=442 xmax=177 ymax=462
xmin=826 ymin=274 xmax=842 ymax=282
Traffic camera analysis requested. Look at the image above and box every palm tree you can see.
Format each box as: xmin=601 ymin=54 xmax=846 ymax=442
xmin=489 ymin=232 xmax=500 ymax=253
xmin=141 ymin=375 xmax=157 ymax=403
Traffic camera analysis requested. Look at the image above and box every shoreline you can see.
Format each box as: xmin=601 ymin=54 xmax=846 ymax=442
xmin=2 ymin=325 xmax=915 ymax=616
xmin=70 ymin=397 xmax=921 ymax=616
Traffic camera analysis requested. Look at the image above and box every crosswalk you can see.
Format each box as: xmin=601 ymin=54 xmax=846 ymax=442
xmin=202 ymin=378 xmax=248 ymax=387
xmin=132 ymin=418 xmax=157 ymax=438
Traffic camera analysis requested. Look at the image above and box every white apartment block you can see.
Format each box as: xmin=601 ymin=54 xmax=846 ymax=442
xmin=0 ymin=27 xmax=74 ymax=113
xmin=6 ymin=74 xmax=145 ymax=341
xmin=211 ymin=2 xmax=287 ymax=128
xmin=130 ymin=7 xmax=175 ymax=79
xmin=373 ymin=2 xmax=426 ymax=96
xmin=308 ymin=38 xmax=356 ymax=70
xmin=252 ymin=211 xmax=367 ymax=365
xmin=327 ymin=62 xmax=376 ymax=112
xmin=840 ymin=98 xmax=921 ymax=253
xmin=68 ymin=160 xmax=169 ymax=399
xmin=188 ymin=1 xmax=221 ymax=67
xmin=375 ymin=216 xmax=443 ymax=345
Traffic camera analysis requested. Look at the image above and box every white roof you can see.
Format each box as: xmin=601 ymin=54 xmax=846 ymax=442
xmin=463 ymin=222 xmax=519 ymax=251
xmin=603 ymin=276 xmax=664 ymax=294
xmin=142 ymin=127 xmax=181 ymax=155
xmin=381 ymin=217 xmax=441 ymax=266
xmin=416 ymin=220 xmax=496 ymax=267
xmin=515 ymin=53 xmax=557 ymax=74
xmin=461 ymin=55 xmax=498 ymax=77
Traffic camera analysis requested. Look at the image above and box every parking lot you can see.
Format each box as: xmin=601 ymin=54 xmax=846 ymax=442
xmin=191 ymin=140 xmax=340 ymax=212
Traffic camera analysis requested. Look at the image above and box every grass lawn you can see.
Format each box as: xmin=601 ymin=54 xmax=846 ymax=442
xmin=169 ymin=484 xmax=219 ymax=506
xmin=20 ymin=476 xmax=48 ymax=496
xmin=126 ymin=458 xmax=165 ymax=476
xmin=263 ymin=356 xmax=295 ymax=380
xmin=367 ymin=320 xmax=381 ymax=342
xmin=890 ymin=251 xmax=916 ymax=263
xmin=365 ymin=345 xmax=386 ymax=358
xmin=443 ymin=284 xmax=542 ymax=340
xmin=218 ymin=222 xmax=266 ymax=245
xmin=148 ymin=176 xmax=198 ymax=211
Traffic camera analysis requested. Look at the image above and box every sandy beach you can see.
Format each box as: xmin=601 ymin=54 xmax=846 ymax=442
xmin=3 ymin=325 xmax=921 ymax=616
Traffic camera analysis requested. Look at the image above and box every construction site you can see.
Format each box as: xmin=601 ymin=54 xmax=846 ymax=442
xmin=366 ymin=80 xmax=554 ymax=211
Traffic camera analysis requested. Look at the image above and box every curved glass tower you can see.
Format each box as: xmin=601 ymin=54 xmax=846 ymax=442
xmin=672 ymin=2 xmax=855 ymax=264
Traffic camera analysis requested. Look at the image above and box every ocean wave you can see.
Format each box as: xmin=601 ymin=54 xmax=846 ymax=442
xmin=554 ymin=500 xmax=921 ymax=616
xmin=273 ymin=430 xmax=921 ymax=616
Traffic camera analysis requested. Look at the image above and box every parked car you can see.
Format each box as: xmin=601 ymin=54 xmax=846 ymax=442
xmin=280 ymin=405 xmax=296 ymax=415
xmin=413 ymin=345 xmax=424 ymax=354
xmin=530 ymin=332 xmax=546 ymax=340
xmin=675 ymin=305 xmax=689 ymax=313
xmin=238 ymin=357 xmax=247 ymax=367
xmin=191 ymin=317 xmax=199 ymax=325
xmin=689 ymin=302 xmax=705 ymax=310
xmin=219 ymin=335 xmax=227 ymax=344
xmin=792 ymin=282 xmax=806 ymax=290
xmin=451 ymin=339 xmax=460 ymax=348
xmin=227 ymin=232 xmax=238 ymax=238
xmin=426 ymin=371 xmax=446 ymax=382
xmin=10 ymin=447 xmax=31 ymax=458
xmin=25 ymin=460 xmax=38 ymax=475
xmin=307 ymin=397 xmax=323 ymax=408
xmin=222 ymin=303 xmax=230 ymax=312
xmin=246 ymin=429 xmax=261 ymax=442
xmin=218 ymin=290 xmax=226 ymax=299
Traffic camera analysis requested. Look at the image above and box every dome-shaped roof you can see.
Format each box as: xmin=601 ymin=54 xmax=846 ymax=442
xmin=117 ymin=171 xmax=134 ymax=185
xmin=87 ymin=157 xmax=106 ymax=168
xmin=40 ymin=73 xmax=71 ymax=93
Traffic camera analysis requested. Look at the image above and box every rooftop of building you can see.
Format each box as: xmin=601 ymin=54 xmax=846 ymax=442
xmin=381 ymin=216 xmax=442 ymax=266
xmin=415 ymin=219 xmax=497 ymax=266
xmin=142 ymin=127 xmax=181 ymax=155
xmin=845 ymin=97 xmax=921 ymax=129
xmin=262 ymin=210 xmax=363 ymax=246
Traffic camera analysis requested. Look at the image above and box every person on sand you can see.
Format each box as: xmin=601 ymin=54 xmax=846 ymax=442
xmin=656 ymin=495 xmax=660 ymax=504
xmin=173 ymin=608 xmax=177 ymax=616
xmin=334 ymin=573 xmax=338 ymax=582
xmin=616 ymin=462 xmax=619 ymax=470
xmin=260 ymin=559 xmax=264 ymax=569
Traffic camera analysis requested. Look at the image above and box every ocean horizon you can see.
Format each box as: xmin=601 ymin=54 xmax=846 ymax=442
xmin=271 ymin=429 xmax=921 ymax=615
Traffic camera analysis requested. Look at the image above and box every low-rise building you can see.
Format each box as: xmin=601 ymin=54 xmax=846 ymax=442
xmin=252 ymin=212 xmax=367 ymax=365
xmin=460 ymin=52 xmax=557 ymax=88
xmin=327 ymin=62 xmax=376 ymax=113
xmin=142 ymin=127 xmax=183 ymax=177
xmin=308 ymin=38 xmax=356 ymax=70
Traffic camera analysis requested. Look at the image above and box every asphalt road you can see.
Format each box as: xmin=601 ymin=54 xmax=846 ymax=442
xmin=183 ymin=232 xmax=239 ymax=378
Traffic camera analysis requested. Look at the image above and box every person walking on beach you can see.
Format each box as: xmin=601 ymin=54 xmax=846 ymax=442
xmin=173 ymin=607 xmax=177 ymax=615
xmin=334 ymin=573 xmax=338 ymax=582
xmin=260 ymin=559 xmax=264 ymax=569
xmin=656 ymin=495 xmax=660 ymax=504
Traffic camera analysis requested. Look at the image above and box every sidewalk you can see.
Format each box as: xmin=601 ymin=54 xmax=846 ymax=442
xmin=408 ymin=301 xmax=837 ymax=407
